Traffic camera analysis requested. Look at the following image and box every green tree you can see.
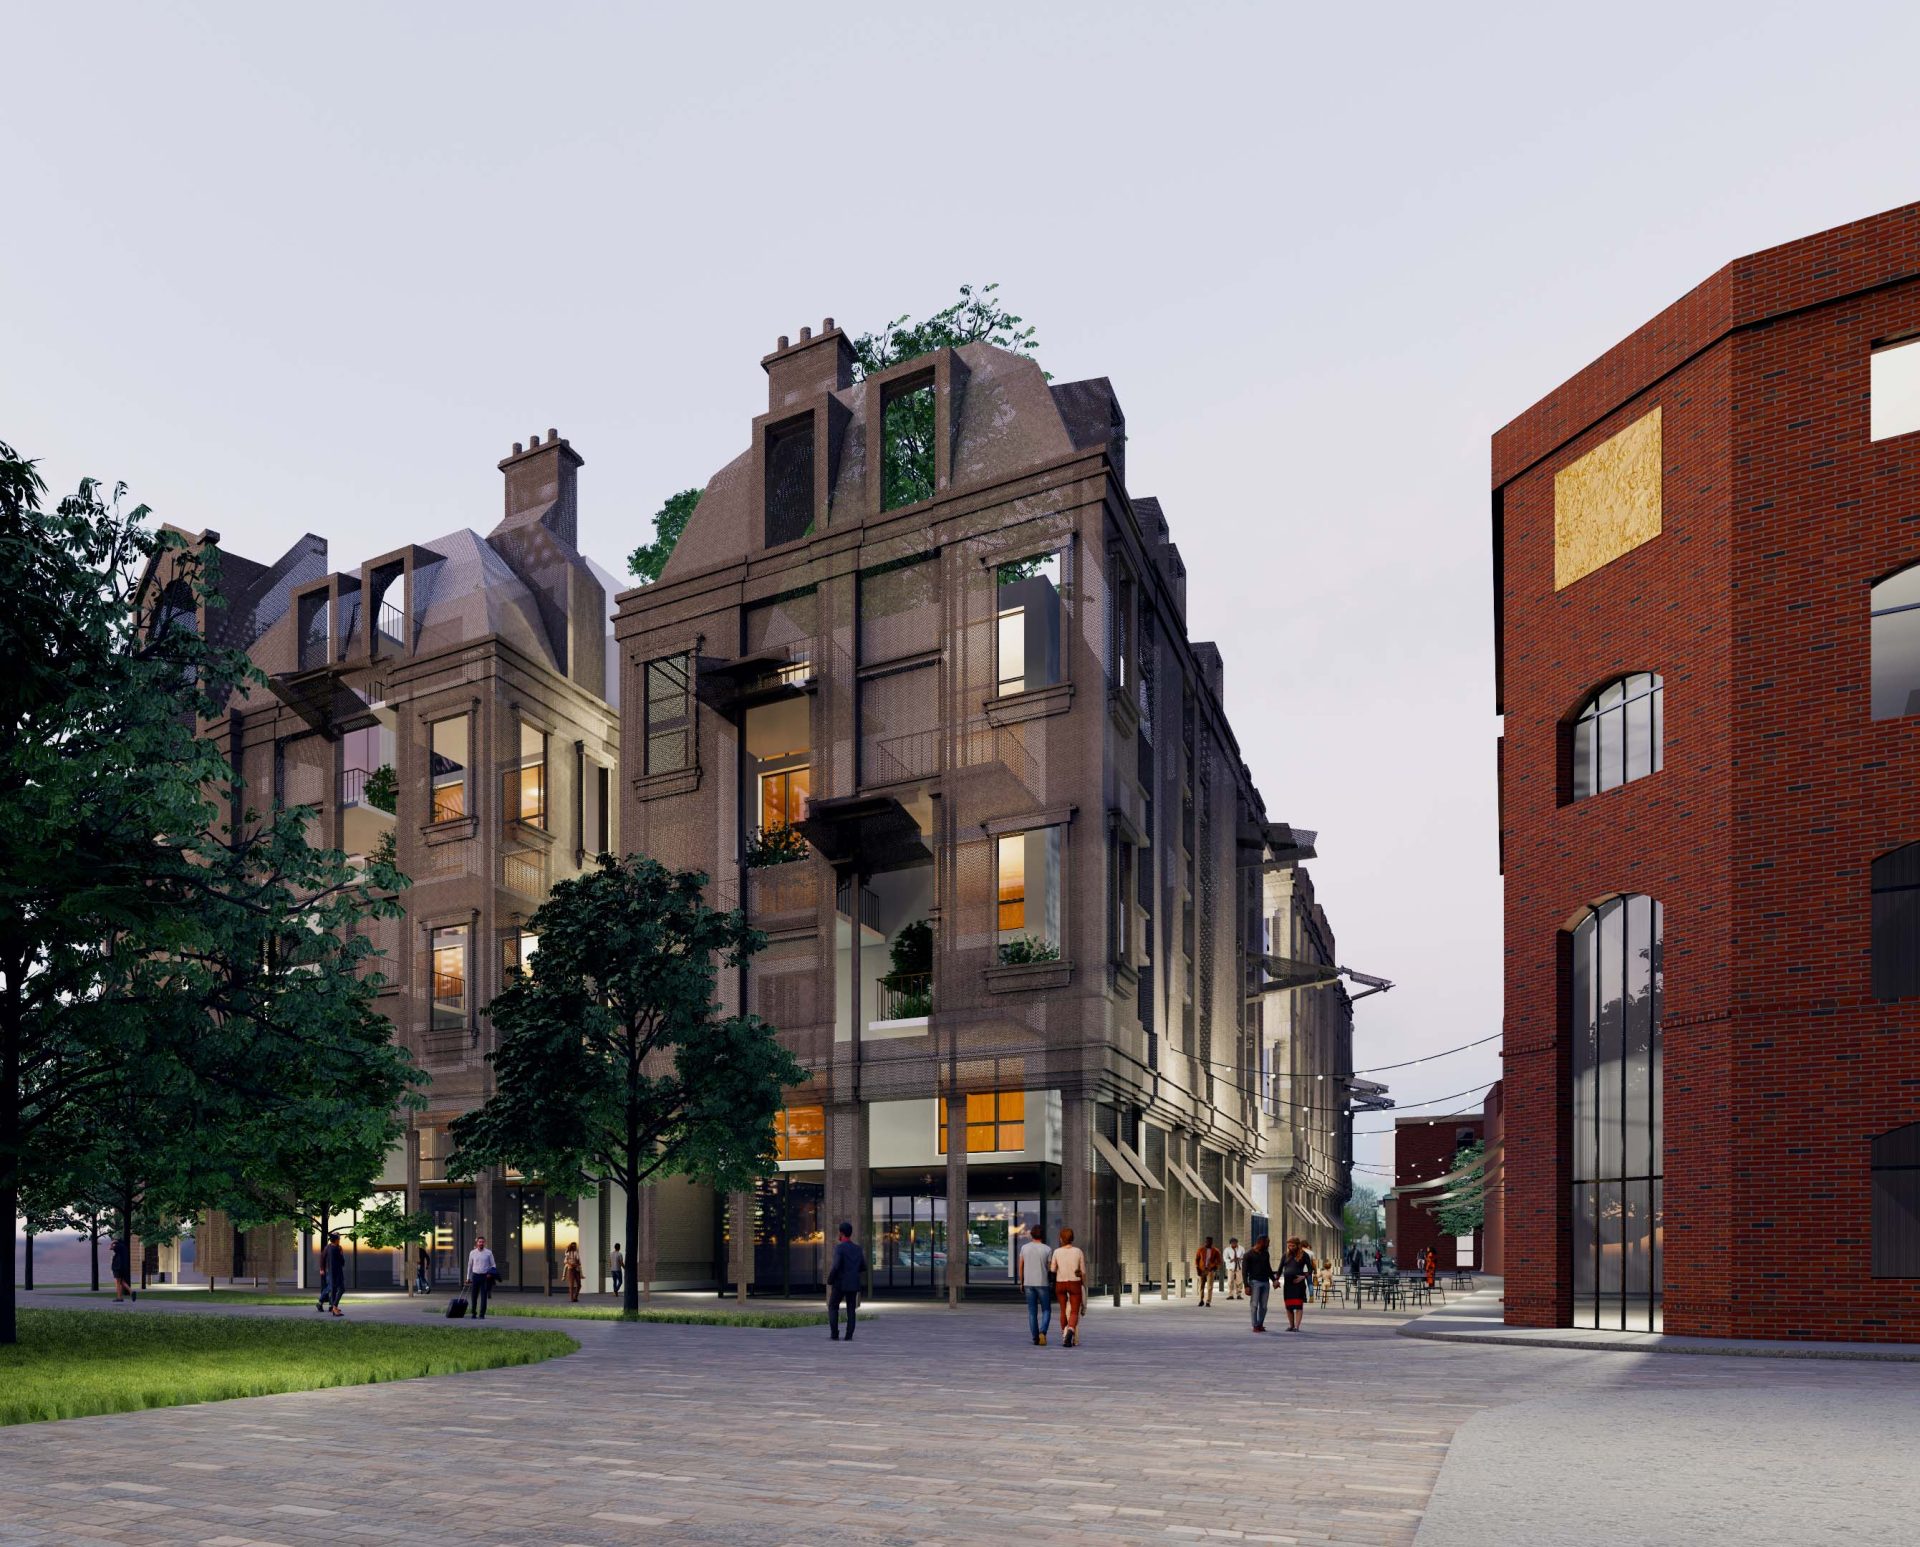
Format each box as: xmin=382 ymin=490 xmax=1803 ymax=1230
xmin=1343 ymin=1184 xmax=1382 ymax=1248
xmin=1432 ymin=1141 xmax=1487 ymax=1240
xmin=353 ymin=1194 xmax=435 ymax=1253
xmin=448 ymin=855 xmax=805 ymax=1316
xmin=626 ymin=487 xmax=703 ymax=583
xmin=627 ymin=284 xmax=1043 ymax=577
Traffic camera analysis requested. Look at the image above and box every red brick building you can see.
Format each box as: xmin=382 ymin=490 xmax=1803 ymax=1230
xmin=1493 ymin=202 xmax=1920 ymax=1342
xmin=1389 ymin=1113 xmax=1485 ymax=1274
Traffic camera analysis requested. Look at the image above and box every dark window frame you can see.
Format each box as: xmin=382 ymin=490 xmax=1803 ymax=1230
xmin=643 ymin=654 xmax=693 ymax=775
xmin=1568 ymin=673 xmax=1663 ymax=802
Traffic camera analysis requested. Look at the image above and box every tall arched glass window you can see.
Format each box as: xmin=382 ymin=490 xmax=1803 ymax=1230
xmin=1571 ymin=674 xmax=1663 ymax=799
xmin=1570 ymin=894 xmax=1663 ymax=1331
xmin=1870 ymin=565 xmax=1920 ymax=719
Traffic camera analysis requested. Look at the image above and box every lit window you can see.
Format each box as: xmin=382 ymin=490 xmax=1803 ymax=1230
xmin=937 ymin=1090 xmax=1025 ymax=1154
xmin=774 ymin=1105 xmax=824 ymax=1162
xmin=501 ymin=930 xmax=538 ymax=979
xmin=996 ymin=828 xmax=1062 ymax=959
xmin=759 ymin=765 xmax=811 ymax=832
xmin=1871 ymin=565 xmax=1920 ymax=720
xmin=508 ymin=719 xmax=546 ymax=828
xmin=429 ymin=715 xmax=468 ymax=822
xmin=645 ymin=654 xmax=692 ymax=773
xmin=995 ymin=553 xmax=1062 ymax=697
xmin=429 ymin=924 xmax=468 ymax=1030
xmin=1871 ymin=337 xmax=1920 ymax=442
xmin=1870 ymin=843 xmax=1920 ymax=1000
xmin=1571 ymin=674 xmax=1662 ymax=799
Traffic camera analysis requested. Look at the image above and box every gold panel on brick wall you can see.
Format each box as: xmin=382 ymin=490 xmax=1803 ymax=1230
xmin=1553 ymin=406 xmax=1662 ymax=590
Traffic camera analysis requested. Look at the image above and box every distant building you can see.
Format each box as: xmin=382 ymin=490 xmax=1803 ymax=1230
xmin=1389 ymin=1112 xmax=1484 ymax=1273
xmin=152 ymin=431 xmax=619 ymax=1291
xmin=1493 ymin=202 xmax=1920 ymax=1341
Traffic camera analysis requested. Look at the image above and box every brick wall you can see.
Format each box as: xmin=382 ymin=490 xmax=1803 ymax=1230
xmin=1494 ymin=201 xmax=1920 ymax=1341
xmin=1392 ymin=1117 xmax=1483 ymax=1272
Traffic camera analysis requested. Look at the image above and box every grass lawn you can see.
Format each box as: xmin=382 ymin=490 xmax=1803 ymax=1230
xmin=442 ymin=1302 xmax=827 ymax=1328
xmin=0 ymin=1310 xmax=577 ymax=1426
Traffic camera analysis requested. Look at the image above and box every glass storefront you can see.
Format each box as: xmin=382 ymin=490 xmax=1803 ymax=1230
xmin=869 ymin=1168 xmax=1050 ymax=1293
xmin=421 ymin=1186 xmax=478 ymax=1288
xmin=753 ymin=1176 xmax=824 ymax=1294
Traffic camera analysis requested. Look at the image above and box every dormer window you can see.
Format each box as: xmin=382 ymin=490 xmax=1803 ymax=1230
xmin=765 ymin=416 xmax=814 ymax=548
xmin=881 ymin=373 xmax=935 ymax=510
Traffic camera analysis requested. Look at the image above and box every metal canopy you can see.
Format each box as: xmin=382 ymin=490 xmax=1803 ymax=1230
xmin=1257 ymin=954 xmax=1344 ymax=993
xmin=1091 ymin=1131 xmax=1163 ymax=1191
xmin=268 ymin=668 xmax=376 ymax=738
xmin=1224 ymin=1173 xmax=1259 ymax=1213
xmin=795 ymin=793 xmax=930 ymax=874
xmin=1167 ymin=1155 xmax=1220 ymax=1204
xmin=694 ymin=651 xmax=815 ymax=712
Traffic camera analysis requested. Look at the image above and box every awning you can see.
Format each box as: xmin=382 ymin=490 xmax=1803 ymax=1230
xmin=1167 ymin=1156 xmax=1219 ymax=1204
xmin=1091 ymin=1131 xmax=1162 ymax=1191
xmin=1389 ymin=1139 xmax=1502 ymax=1199
xmin=795 ymin=794 xmax=931 ymax=873
xmin=1224 ymin=1173 xmax=1258 ymax=1213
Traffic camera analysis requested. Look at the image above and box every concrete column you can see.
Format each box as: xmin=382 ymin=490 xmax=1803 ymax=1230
xmin=824 ymin=1102 xmax=870 ymax=1263
xmin=728 ymin=1190 xmax=754 ymax=1302
xmin=1176 ymin=1134 xmax=1193 ymax=1298
xmin=945 ymin=1094 xmax=968 ymax=1306
xmin=1060 ymin=1092 xmax=1093 ymax=1280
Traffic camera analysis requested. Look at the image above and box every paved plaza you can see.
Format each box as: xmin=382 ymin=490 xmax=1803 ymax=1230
xmin=1 ymin=1285 xmax=1916 ymax=1546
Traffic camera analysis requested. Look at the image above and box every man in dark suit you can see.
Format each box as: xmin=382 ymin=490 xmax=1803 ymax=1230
xmin=826 ymin=1222 xmax=866 ymax=1341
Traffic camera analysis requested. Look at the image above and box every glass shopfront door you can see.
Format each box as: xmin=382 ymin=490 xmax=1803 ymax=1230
xmin=420 ymin=1187 xmax=477 ymax=1288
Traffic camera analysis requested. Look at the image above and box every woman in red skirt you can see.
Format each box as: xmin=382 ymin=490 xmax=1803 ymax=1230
xmin=1278 ymin=1237 xmax=1315 ymax=1332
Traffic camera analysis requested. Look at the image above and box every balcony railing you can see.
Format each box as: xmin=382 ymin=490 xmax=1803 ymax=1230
xmin=878 ymin=971 xmax=932 ymax=1021
xmin=376 ymin=600 xmax=406 ymax=651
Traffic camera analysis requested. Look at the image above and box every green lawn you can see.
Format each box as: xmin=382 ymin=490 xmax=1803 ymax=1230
xmin=0 ymin=1310 xmax=577 ymax=1426
xmin=461 ymin=1302 xmax=826 ymax=1327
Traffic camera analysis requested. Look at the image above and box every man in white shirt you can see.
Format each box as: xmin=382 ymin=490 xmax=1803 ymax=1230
xmin=1225 ymin=1237 xmax=1244 ymax=1300
xmin=466 ymin=1236 xmax=498 ymax=1319
xmin=1016 ymin=1225 xmax=1054 ymax=1346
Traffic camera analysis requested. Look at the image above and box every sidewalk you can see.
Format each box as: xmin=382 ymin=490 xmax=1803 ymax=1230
xmin=1400 ymin=1285 xmax=1920 ymax=1361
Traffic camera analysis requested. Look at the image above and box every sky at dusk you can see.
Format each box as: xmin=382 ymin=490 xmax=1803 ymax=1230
xmin=8 ymin=1 xmax=1920 ymax=1189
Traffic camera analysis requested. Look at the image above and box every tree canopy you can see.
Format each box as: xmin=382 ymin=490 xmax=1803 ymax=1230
xmin=1432 ymin=1141 xmax=1487 ymax=1239
xmin=448 ymin=854 xmax=803 ymax=1314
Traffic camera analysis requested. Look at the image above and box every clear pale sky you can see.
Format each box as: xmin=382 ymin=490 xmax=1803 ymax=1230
xmin=7 ymin=2 xmax=1918 ymax=1187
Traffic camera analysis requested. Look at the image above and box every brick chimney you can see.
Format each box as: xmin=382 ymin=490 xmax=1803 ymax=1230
xmin=762 ymin=319 xmax=856 ymax=413
xmin=495 ymin=428 xmax=583 ymax=547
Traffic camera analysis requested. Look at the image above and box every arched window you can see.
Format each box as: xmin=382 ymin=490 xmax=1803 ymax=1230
xmin=1872 ymin=1122 xmax=1920 ymax=1278
xmin=1569 ymin=895 xmax=1663 ymax=1331
xmin=1571 ymin=674 xmax=1662 ymax=800
xmin=1870 ymin=565 xmax=1920 ymax=719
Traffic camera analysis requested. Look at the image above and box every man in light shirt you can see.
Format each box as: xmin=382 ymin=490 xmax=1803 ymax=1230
xmin=1224 ymin=1237 xmax=1244 ymax=1300
xmin=466 ymin=1236 xmax=497 ymax=1320
xmin=1016 ymin=1224 xmax=1054 ymax=1346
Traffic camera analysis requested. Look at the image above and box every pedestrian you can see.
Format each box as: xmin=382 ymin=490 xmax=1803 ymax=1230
xmin=1049 ymin=1226 xmax=1087 ymax=1347
xmin=1016 ymin=1224 xmax=1054 ymax=1346
xmin=1279 ymin=1237 xmax=1315 ymax=1332
xmin=1372 ymin=1242 xmax=1383 ymax=1274
xmin=826 ymin=1222 xmax=866 ymax=1341
xmin=1243 ymin=1234 xmax=1275 ymax=1332
xmin=1424 ymin=1247 xmax=1437 ymax=1290
xmin=563 ymin=1242 xmax=584 ymax=1302
xmin=467 ymin=1235 xmax=498 ymax=1319
xmin=1224 ymin=1236 xmax=1244 ymax=1300
xmin=109 ymin=1235 xmax=134 ymax=1302
xmin=1194 ymin=1236 xmax=1221 ymax=1305
xmin=609 ymin=1242 xmax=625 ymax=1298
xmin=323 ymin=1232 xmax=347 ymax=1316
xmin=414 ymin=1243 xmax=431 ymax=1296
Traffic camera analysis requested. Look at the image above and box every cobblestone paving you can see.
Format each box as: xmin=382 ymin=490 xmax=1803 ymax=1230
xmin=2 ymin=1287 xmax=1915 ymax=1546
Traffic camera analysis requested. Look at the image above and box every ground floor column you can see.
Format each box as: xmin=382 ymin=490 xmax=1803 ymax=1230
xmin=945 ymin=1096 xmax=968 ymax=1306
xmin=824 ymin=1101 xmax=870 ymax=1264
xmin=727 ymin=1190 xmax=753 ymax=1302
xmin=1061 ymin=1092 xmax=1094 ymax=1280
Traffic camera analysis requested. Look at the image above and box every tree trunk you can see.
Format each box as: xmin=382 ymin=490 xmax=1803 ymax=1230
xmin=22 ymin=1230 xmax=32 ymax=1292
xmin=90 ymin=1217 xmax=101 ymax=1293
xmin=0 ymin=1173 xmax=16 ymax=1346
xmin=622 ymin=1174 xmax=641 ymax=1317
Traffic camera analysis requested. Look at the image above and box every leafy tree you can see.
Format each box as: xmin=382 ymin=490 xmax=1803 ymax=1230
xmin=1343 ymin=1185 xmax=1382 ymax=1248
xmin=447 ymin=855 xmax=805 ymax=1316
xmin=1432 ymin=1141 xmax=1487 ymax=1240
xmin=628 ymin=284 xmax=1043 ymax=577
xmin=353 ymin=1194 xmax=434 ymax=1253
xmin=626 ymin=487 xmax=703 ymax=583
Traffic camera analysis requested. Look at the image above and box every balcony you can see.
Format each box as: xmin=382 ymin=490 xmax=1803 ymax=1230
xmin=876 ymin=970 xmax=932 ymax=1022
xmin=375 ymin=599 xmax=407 ymax=654
xmin=746 ymin=853 xmax=818 ymax=929
xmin=340 ymin=764 xmax=396 ymax=857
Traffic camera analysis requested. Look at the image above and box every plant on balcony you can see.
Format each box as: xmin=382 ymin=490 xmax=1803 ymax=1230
xmin=882 ymin=919 xmax=933 ymax=1017
xmin=363 ymin=763 xmax=398 ymax=814
xmin=745 ymin=823 xmax=809 ymax=868
xmin=996 ymin=934 xmax=1061 ymax=966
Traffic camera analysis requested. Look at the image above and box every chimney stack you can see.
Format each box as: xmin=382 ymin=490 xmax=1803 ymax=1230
xmin=495 ymin=429 xmax=583 ymax=548
xmin=762 ymin=318 xmax=856 ymax=412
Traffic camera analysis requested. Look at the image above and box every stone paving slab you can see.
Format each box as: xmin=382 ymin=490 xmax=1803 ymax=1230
xmin=4 ymin=1286 xmax=1916 ymax=1545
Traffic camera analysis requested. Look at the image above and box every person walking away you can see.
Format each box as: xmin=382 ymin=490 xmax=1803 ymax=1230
xmin=1224 ymin=1237 xmax=1244 ymax=1299
xmin=1195 ymin=1236 xmax=1221 ymax=1306
xmin=415 ymin=1243 xmax=431 ymax=1296
xmin=1279 ymin=1238 xmax=1315 ymax=1332
xmin=1016 ymin=1224 xmax=1054 ymax=1345
xmin=109 ymin=1236 xmax=134 ymax=1302
xmin=1049 ymin=1226 xmax=1087 ymax=1347
xmin=467 ymin=1236 xmax=498 ymax=1319
xmin=1243 ymin=1235 xmax=1274 ymax=1332
xmin=826 ymin=1222 xmax=866 ymax=1341
xmin=322 ymin=1233 xmax=348 ymax=1316
xmin=562 ymin=1242 xmax=584 ymax=1302
xmin=609 ymin=1243 xmax=625 ymax=1298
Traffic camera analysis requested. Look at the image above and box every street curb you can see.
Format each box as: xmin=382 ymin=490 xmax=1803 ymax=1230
xmin=1396 ymin=1304 xmax=1920 ymax=1362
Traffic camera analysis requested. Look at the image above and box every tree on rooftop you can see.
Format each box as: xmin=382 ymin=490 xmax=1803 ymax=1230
xmin=446 ymin=854 xmax=804 ymax=1317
